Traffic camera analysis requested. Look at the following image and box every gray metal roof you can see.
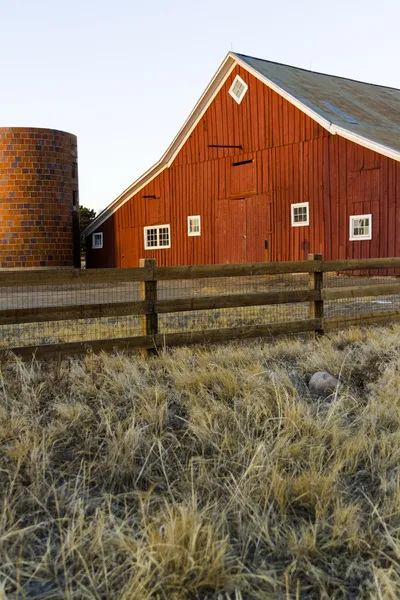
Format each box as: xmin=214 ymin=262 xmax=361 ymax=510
xmin=234 ymin=53 xmax=400 ymax=154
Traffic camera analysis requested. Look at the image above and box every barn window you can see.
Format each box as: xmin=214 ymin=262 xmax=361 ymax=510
xmin=188 ymin=216 xmax=201 ymax=236
xmin=229 ymin=75 xmax=248 ymax=105
xmin=92 ymin=232 xmax=103 ymax=249
xmin=144 ymin=225 xmax=171 ymax=249
xmin=291 ymin=202 xmax=309 ymax=226
xmin=350 ymin=214 xmax=372 ymax=240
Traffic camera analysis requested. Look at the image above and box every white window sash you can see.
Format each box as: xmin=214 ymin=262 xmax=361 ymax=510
xmin=350 ymin=214 xmax=372 ymax=240
xmin=291 ymin=202 xmax=309 ymax=227
xmin=228 ymin=75 xmax=248 ymax=105
xmin=144 ymin=225 xmax=171 ymax=249
xmin=92 ymin=232 xmax=103 ymax=249
xmin=188 ymin=215 xmax=201 ymax=236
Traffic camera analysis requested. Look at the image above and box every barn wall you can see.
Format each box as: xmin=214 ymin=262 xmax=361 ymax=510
xmin=325 ymin=135 xmax=400 ymax=261
xmin=86 ymin=215 xmax=116 ymax=268
xmin=87 ymin=64 xmax=400 ymax=268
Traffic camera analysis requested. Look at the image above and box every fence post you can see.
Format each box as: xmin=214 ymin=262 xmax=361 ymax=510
xmin=308 ymin=253 xmax=324 ymax=336
xmin=140 ymin=258 xmax=158 ymax=356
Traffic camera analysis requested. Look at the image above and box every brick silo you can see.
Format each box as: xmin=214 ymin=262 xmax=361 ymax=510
xmin=0 ymin=127 xmax=80 ymax=268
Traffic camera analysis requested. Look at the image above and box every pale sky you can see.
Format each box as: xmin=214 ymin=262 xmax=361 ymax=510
xmin=2 ymin=0 xmax=399 ymax=214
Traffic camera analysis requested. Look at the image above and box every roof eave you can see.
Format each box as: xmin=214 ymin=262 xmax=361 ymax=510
xmin=330 ymin=125 xmax=400 ymax=162
xmin=83 ymin=161 xmax=165 ymax=237
xmin=84 ymin=52 xmax=237 ymax=237
xmin=232 ymin=52 xmax=400 ymax=163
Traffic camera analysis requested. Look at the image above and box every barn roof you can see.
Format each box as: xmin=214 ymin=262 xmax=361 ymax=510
xmin=236 ymin=53 xmax=400 ymax=156
xmin=85 ymin=52 xmax=400 ymax=237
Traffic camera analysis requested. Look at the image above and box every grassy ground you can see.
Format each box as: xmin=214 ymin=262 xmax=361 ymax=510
xmin=2 ymin=325 xmax=400 ymax=598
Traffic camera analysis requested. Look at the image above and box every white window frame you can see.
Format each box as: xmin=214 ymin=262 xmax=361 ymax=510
xmin=188 ymin=215 xmax=201 ymax=237
xmin=291 ymin=202 xmax=309 ymax=227
xmin=350 ymin=214 xmax=372 ymax=241
xmin=228 ymin=74 xmax=248 ymax=105
xmin=92 ymin=232 xmax=103 ymax=249
xmin=144 ymin=224 xmax=171 ymax=250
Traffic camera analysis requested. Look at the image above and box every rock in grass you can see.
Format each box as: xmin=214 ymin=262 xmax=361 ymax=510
xmin=308 ymin=371 xmax=340 ymax=398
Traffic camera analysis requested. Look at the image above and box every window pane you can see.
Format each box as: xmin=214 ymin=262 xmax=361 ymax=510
xmin=146 ymin=229 xmax=157 ymax=247
xmin=189 ymin=217 xmax=200 ymax=233
xmin=351 ymin=216 xmax=371 ymax=238
xmin=145 ymin=225 xmax=170 ymax=248
xmin=293 ymin=205 xmax=308 ymax=223
xmin=159 ymin=227 xmax=169 ymax=246
xmin=233 ymin=81 xmax=244 ymax=97
xmin=93 ymin=233 xmax=102 ymax=247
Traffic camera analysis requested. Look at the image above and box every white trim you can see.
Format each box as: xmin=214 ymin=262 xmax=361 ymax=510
xmin=84 ymin=51 xmax=400 ymax=238
xmin=332 ymin=125 xmax=400 ymax=164
xmin=350 ymin=214 xmax=372 ymax=241
xmin=84 ymin=55 xmax=236 ymax=237
xmin=144 ymin=224 xmax=171 ymax=249
xmin=291 ymin=202 xmax=309 ymax=227
xmin=232 ymin=54 xmax=400 ymax=162
xmin=188 ymin=215 xmax=201 ymax=236
xmin=166 ymin=61 xmax=236 ymax=167
xmin=228 ymin=74 xmax=248 ymax=104
xmin=92 ymin=232 xmax=103 ymax=249
xmin=233 ymin=54 xmax=333 ymax=132
xmin=84 ymin=163 xmax=167 ymax=237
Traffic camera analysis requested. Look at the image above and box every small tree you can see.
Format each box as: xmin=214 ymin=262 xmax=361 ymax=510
xmin=79 ymin=206 xmax=97 ymax=252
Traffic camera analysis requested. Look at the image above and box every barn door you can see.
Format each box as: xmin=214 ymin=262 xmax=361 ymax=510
xmin=245 ymin=195 xmax=272 ymax=263
xmin=119 ymin=227 xmax=139 ymax=267
xmin=215 ymin=199 xmax=247 ymax=264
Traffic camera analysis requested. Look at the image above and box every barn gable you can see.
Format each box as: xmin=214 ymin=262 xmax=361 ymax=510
xmin=85 ymin=52 xmax=400 ymax=239
xmin=85 ymin=52 xmax=400 ymax=269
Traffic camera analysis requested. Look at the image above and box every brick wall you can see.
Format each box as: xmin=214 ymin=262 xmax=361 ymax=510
xmin=0 ymin=127 xmax=79 ymax=268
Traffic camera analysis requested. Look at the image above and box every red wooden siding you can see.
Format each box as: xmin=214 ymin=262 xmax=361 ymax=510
xmin=230 ymin=155 xmax=256 ymax=197
xmin=86 ymin=215 xmax=116 ymax=269
xmin=87 ymin=64 xmax=400 ymax=268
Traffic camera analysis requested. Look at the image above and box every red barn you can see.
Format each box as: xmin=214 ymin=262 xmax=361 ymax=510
xmin=84 ymin=52 xmax=400 ymax=268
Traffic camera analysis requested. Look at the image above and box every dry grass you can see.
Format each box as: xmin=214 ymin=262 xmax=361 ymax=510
xmin=2 ymin=324 xmax=400 ymax=597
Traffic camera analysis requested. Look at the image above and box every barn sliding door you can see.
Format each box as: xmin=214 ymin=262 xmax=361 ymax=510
xmin=215 ymin=198 xmax=247 ymax=264
xmin=215 ymin=195 xmax=271 ymax=264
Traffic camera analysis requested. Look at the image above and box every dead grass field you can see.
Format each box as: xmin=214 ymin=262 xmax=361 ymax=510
xmin=2 ymin=324 xmax=400 ymax=597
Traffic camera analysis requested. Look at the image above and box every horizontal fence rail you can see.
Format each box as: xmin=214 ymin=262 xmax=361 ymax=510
xmin=2 ymin=254 xmax=400 ymax=359
xmin=3 ymin=256 xmax=400 ymax=287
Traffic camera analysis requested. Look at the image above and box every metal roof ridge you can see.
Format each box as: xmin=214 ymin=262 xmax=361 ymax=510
xmin=232 ymin=52 xmax=400 ymax=92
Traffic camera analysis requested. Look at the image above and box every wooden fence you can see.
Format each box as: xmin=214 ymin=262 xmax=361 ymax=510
xmin=2 ymin=254 xmax=400 ymax=360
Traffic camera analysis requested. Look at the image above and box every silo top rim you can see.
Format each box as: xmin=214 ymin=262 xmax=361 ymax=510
xmin=0 ymin=126 xmax=77 ymax=138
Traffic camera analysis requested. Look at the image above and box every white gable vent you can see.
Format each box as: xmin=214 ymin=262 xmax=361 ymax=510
xmin=229 ymin=75 xmax=248 ymax=104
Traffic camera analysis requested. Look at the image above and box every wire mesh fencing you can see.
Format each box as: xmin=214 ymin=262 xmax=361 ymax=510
xmin=1 ymin=257 xmax=400 ymax=355
xmin=324 ymin=270 xmax=400 ymax=319
xmin=0 ymin=280 xmax=143 ymax=348
xmin=157 ymin=273 xmax=310 ymax=334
